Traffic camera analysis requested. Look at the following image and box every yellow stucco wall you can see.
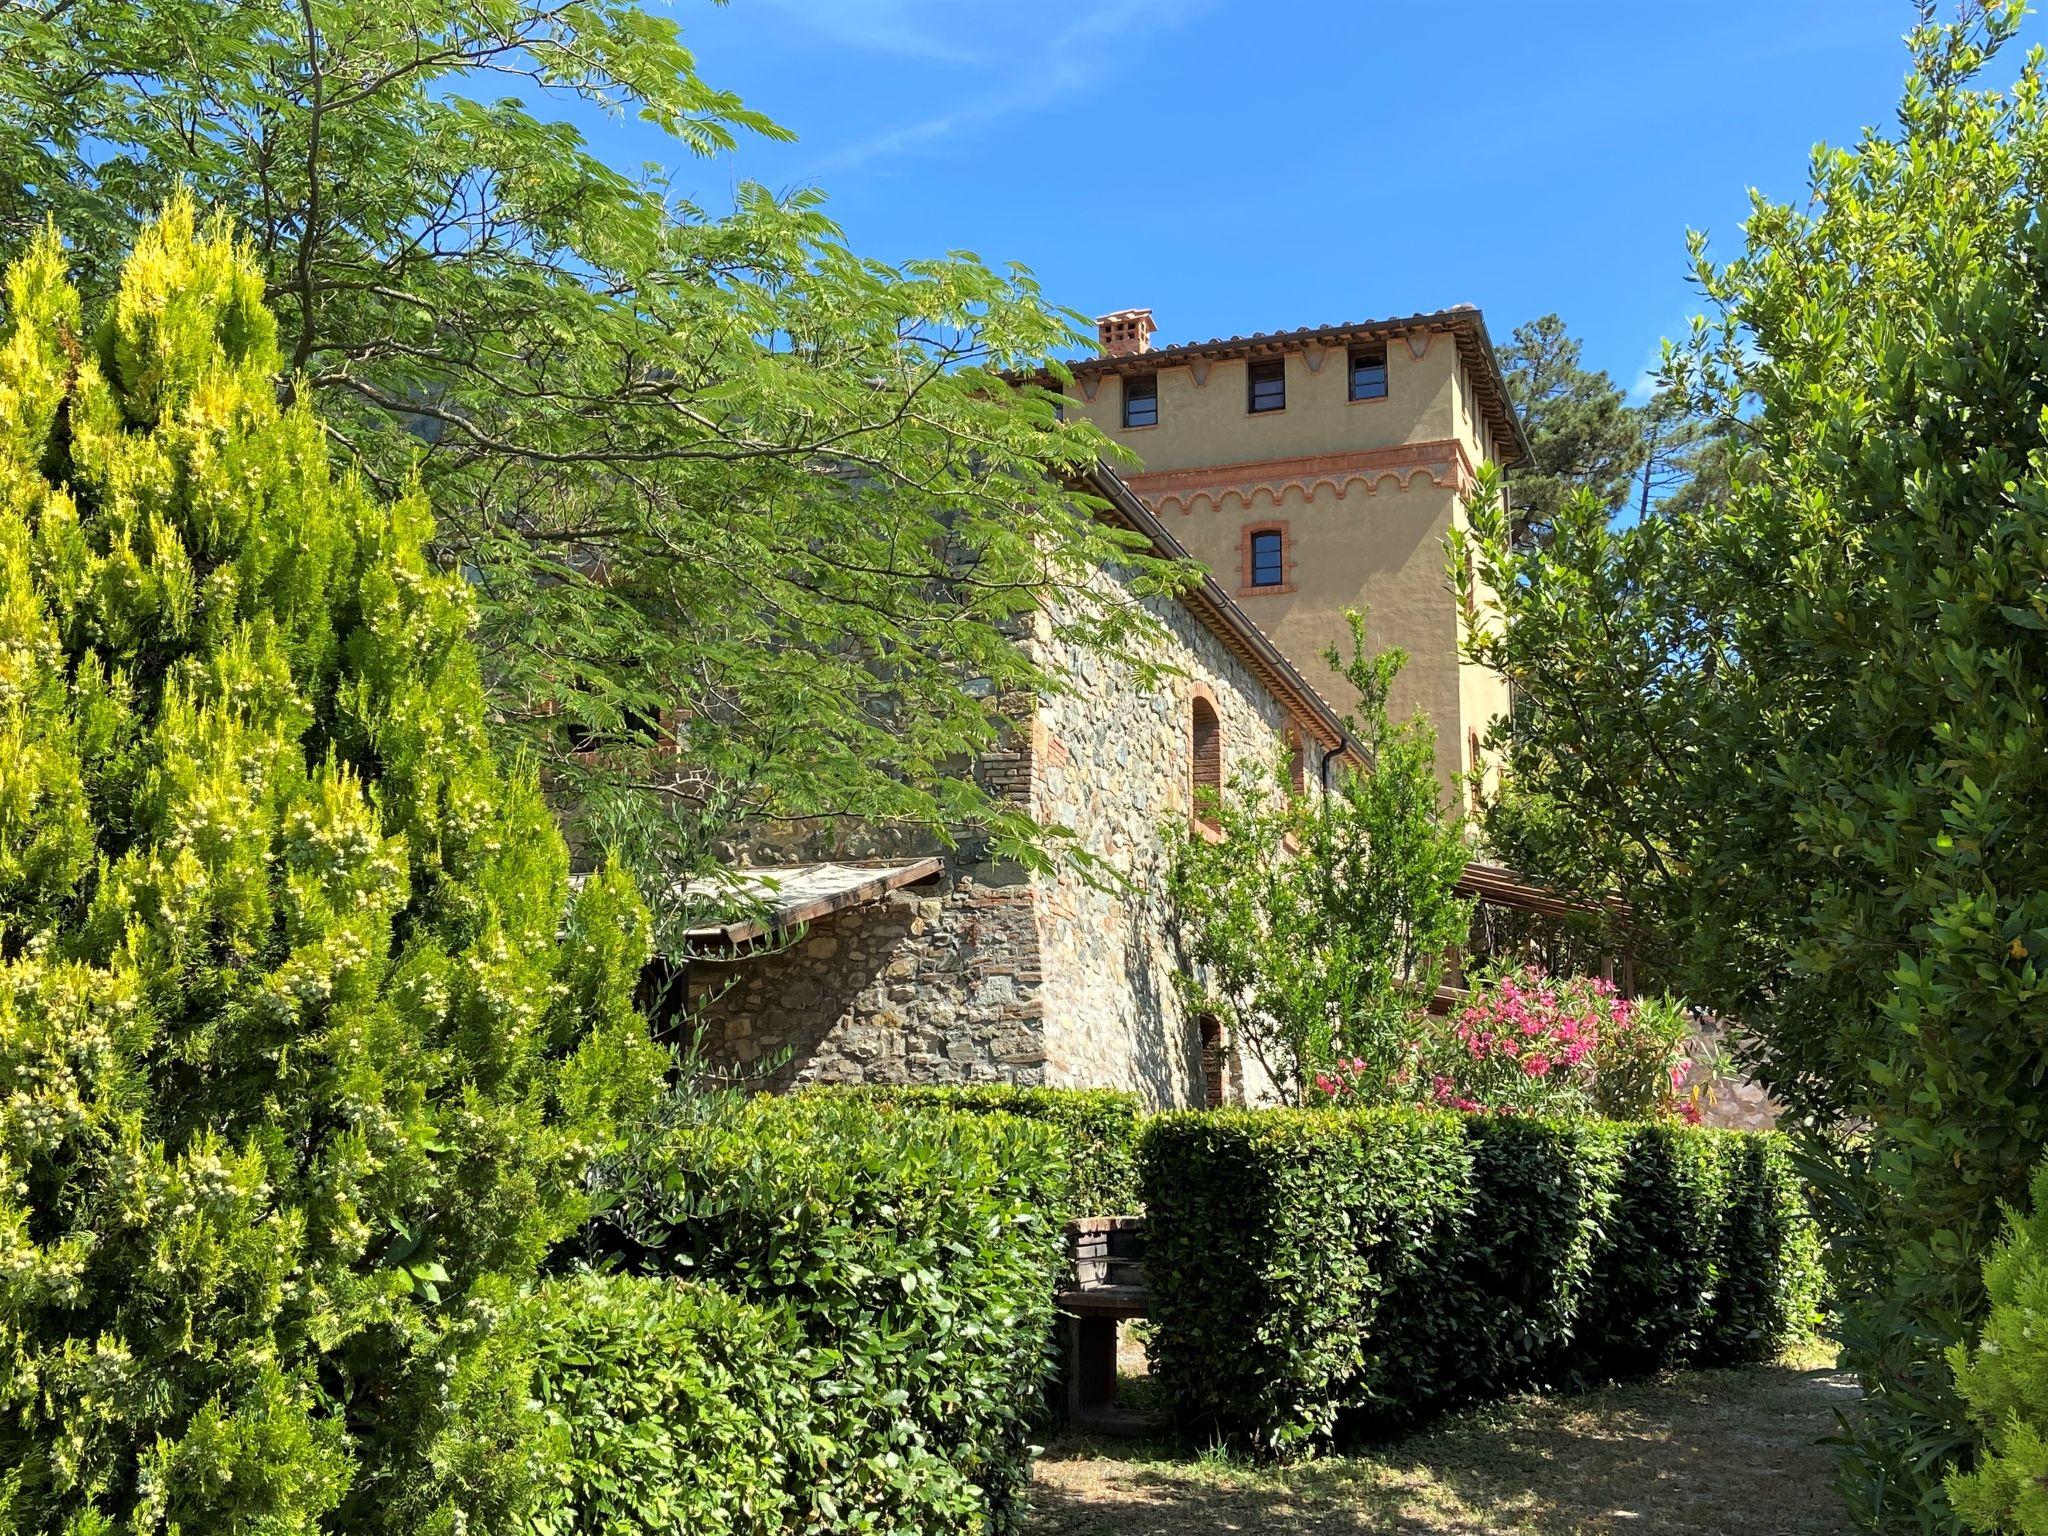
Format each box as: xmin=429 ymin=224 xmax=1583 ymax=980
xmin=1063 ymin=328 xmax=1511 ymax=801
xmin=1068 ymin=338 xmax=1459 ymax=470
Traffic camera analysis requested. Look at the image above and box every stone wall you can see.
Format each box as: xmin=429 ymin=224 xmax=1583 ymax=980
xmin=1682 ymin=1018 xmax=1781 ymax=1131
xmin=1028 ymin=566 xmax=1303 ymax=1108
xmin=689 ymin=533 xmax=1319 ymax=1107
xmin=688 ymin=865 xmax=1047 ymax=1089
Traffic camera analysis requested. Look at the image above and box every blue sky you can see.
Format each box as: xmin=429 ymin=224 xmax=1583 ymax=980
xmin=585 ymin=2 xmax=2046 ymax=398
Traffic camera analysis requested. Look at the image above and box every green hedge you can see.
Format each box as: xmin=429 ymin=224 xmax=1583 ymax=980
xmin=817 ymin=1084 xmax=1143 ymax=1215
xmin=1435 ymin=1116 xmax=1628 ymax=1403
xmin=1701 ymin=1132 xmax=1828 ymax=1365
xmin=399 ymin=1272 xmax=807 ymax=1536
xmin=1568 ymin=1121 xmax=1732 ymax=1380
xmin=596 ymin=1094 xmax=1071 ymax=1532
xmin=1141 ymin=1108 xmax=1819 ymax=1453
xmin=1138 ymin=1108 xmax=1471 ymax=1452
xmin=523 ymin=1274 xmax=807 ymax=1536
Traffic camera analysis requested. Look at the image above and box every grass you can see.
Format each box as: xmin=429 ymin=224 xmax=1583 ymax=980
xmin=1024 ymin=1343 xmax=1855 ymax=1536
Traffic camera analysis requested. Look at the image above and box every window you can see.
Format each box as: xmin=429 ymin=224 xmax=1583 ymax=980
xmin=1285 ymin=728 xmax=1307 ymax=795
xmin=1249 ymin=529 xmax=1284 ymax=589
xmin=1247 ymin=357 xmax=1286 ymax=413
xmin=1123 ymin=372 xmax=1158 ymax=428
xmin=1191 ymin=696 xmax=1222 ymax=826
xmin=1199 ymin=1014 xmax=1227 ymax=1109
xmin=1349 ymin=344 xmax=1388 ymax=401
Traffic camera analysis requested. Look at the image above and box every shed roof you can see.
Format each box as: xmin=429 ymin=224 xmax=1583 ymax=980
xmin=681 ymin=857 xmax=944 ymax=946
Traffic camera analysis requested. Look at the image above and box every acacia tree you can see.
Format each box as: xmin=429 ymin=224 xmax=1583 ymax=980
xmin=1453 ymin=7 xmax=2048 ymax=1526
xmin=1167 ymin=614 xmax=1472 ymax=1099
xmin=0 ymin=0 xmax=1174 ymax=937
xmin=0 ymin=202 xmax=666 ymax=1532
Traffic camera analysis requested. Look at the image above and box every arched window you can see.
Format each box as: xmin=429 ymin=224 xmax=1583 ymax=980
xmin=1199 ymin=1014 xmax=1227 ymax=1109
xmin=1191 ymin=696 xmax=1222 ymax=827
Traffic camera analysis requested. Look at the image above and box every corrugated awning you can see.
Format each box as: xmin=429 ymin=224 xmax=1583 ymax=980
xmin=681 ymin=857 xmax=945 ymax=947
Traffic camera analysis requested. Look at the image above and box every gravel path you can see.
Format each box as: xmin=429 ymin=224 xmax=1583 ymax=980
xmin=1024 ymin=1352 xmax=1856 ymax=1536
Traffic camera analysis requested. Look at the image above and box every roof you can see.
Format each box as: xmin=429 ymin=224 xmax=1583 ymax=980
xmin=1455 ymin=859 xmax=1629 ymax=920
xmin=1065 ymin=306 xmax=1531 ymax=469
xmin=1083 ymin=461 xmax=1368 ymax=769
xmin=682 ymin=857 xmax=944 ymax=946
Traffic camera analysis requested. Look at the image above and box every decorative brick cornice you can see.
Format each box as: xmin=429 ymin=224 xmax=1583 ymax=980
xmin=1128 ymin=439 xmax=1477 ymax=517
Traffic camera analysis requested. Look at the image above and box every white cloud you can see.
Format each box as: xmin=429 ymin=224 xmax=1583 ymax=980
xmin=762 ymin=1 xmax=1209 ymax=173
xmin=753 ymin=0 xmax=1003 ymax=64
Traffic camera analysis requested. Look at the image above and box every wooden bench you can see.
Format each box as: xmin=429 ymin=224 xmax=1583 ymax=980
xmin=1059 ymin=1216 xmax=1155 ymax=1433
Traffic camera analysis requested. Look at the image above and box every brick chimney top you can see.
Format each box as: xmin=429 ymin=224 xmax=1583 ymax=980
xmin=1096 ymin=308 xmax=1156 ymax=357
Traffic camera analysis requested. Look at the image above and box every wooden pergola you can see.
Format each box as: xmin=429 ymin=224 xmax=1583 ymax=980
xmin=1431 ymin=860 xmax=1635 ymax=1013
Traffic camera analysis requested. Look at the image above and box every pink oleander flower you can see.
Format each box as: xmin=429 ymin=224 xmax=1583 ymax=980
xmin=1522 ymin=1053 xmax=1552 ymax=1077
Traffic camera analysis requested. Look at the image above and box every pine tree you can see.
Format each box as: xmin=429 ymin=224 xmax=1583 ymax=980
xmin=0 ymin=200 xmax=665 ymax=1532
xmin=1499 ymin=315 xmax=1646 ymax=541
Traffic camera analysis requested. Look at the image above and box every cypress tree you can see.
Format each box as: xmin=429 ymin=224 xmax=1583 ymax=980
xmin=0 ymin=200 xmax=665 ymax=1531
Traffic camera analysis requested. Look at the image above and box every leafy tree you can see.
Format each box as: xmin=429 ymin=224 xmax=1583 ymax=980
xmin=1499 ymin=314 xmax=1645 ymax=540
xmin=1452 ymin=7 xmax=2048 ymax=1525
xmin=0 ymin=0 xmax=1172 ymax=935
xmin=0 ymin=202 xmax=666 ymax=1532
xmin=1167 ymin=614 xmax=1472 ymax=1099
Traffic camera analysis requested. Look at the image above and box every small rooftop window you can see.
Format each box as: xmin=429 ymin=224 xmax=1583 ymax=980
xmin=1247 ymin=358 xmax=1286 ymax=414
xmin=1349 ymin=344 xmax=1389 ymax=401
xmin=1123 ymin=372 xmax=1158 ymax=428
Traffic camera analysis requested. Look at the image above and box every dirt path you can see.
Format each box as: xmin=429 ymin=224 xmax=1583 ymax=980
xmin=1024 ymin=1354 xmax=1856 ymax=1536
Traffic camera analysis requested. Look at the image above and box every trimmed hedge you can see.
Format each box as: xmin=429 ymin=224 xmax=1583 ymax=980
xmin=819 ymin=1084 xmax=1144 ymax=1215
xmin=521 ymin=1274 xmax=809 ymax=1536
xmin=596 ymin=1094 xmax=1071 ymax=1531
xmin=1701 ymin=1131 xmax=1827 ymax=1365
xmin=1569 ymin=1121 xmax=1731 ymax=1380
xmin=1139 ymin=1108 xmax=1471 ymax=1452
xmin=1437 ymin=1115 xmax=1628 ymax=1402
xmin=1141 ymin=1107 xmax=1819 ymax=1453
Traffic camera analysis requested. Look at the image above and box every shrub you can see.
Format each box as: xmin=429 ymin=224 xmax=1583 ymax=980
xmin=429 ymin=1274 xmax=809 ymax=1536
xmin=821 ymin=1084 xmax=1143 ymax=1214
xmin=1948 ymin=1155 xmax=2048 ymax=1535
xmin=593 ymin=1094 xmax=1071 ymax=1532
xmin=1142 ymin=1107 xmax=1819 ymax=1455
xmin=1436 ymin=1115 xmax=1626 ymax=1401
xmin=1138 ymin=1108 xmax=1470 ymax=1452
xmin=1701 ymin=1132 xmax=1826 ymax=1365
xmin=1571 ymin=1122 xmax=1730 ymax=1380
xmin=1338 ymin=966 xmax=1695 ymax=1121
xmin=0 ymin=205 xmax=664 ymax=1533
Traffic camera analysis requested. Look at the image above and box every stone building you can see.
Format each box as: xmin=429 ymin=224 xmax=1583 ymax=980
xmin=1055 ymin=306 xmax=1529 ymax=799
xmin=686 ymin=462 xmax=1366 ymax=1109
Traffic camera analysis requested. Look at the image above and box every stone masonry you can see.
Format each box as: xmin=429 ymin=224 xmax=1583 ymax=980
xmin=689 ymin=474 xmax=1340 ymax=1107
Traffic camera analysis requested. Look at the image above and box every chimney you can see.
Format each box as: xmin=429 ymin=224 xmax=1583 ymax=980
xmin=1096 ymin=308 xmax=1156 ymax=358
